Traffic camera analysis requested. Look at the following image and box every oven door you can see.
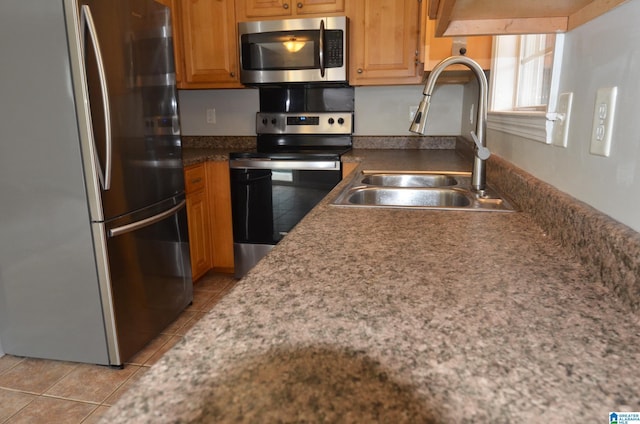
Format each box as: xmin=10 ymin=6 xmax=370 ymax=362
xmin=238 ymin=16 xmax=347 ymax=84
xmin=230 ymin=158 xmax=341 ymax=277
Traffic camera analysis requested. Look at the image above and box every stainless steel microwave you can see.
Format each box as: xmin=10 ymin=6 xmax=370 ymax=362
xmin=238 ymin=16 xmax=348 ymax=85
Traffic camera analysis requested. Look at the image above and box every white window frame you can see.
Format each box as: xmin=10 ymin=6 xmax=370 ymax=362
xmin=487 ymin=33 xmax=565 ymax=144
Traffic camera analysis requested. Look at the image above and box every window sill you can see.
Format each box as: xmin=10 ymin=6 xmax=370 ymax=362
xmin=487 ymin=110 xmax=551 ymax=144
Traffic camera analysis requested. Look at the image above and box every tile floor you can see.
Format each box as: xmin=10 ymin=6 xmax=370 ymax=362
xmin=0 ymin=272 xmax=238 ymax=424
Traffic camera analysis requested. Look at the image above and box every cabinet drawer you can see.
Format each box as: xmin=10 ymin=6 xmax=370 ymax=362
xmin=184 ymin=164 xmax=206 ymax=193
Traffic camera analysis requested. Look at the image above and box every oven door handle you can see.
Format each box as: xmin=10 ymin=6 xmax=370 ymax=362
xmin=230 ymin=159 xmax=341 ymax=171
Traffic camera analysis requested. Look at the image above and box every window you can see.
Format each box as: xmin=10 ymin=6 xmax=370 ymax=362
xmin=488 ymin=33 xmax=565 ymax=144
xmin=516 ymin=34 xmax=555 ymax=110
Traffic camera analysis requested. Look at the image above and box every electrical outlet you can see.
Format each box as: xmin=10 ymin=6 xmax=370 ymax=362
xmin=552 ymin=92 xmax=573 ymax=147
xmin=206 ymin=108 xmax=216 ymax=125
xmin=589 ymin=87 xmax=617 ymax=157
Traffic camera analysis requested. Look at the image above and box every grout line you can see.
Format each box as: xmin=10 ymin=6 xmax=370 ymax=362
xmin=39 ymin=393 xmax=101 ymax=405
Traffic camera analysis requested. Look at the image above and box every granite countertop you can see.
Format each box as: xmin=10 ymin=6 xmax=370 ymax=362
xmin=102 ymin=148 xmax=640 ymax=423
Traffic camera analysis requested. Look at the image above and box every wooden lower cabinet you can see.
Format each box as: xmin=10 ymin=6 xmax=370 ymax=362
xmin=205 ymin=161 xmax=235 ymax=274
xmin=184 ymin=164 xmax=212 ymax=281
xmin=184 ymin=161 xmax=235 ymax=278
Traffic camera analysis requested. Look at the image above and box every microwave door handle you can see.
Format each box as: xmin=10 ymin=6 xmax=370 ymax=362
xmin=318 ymin=19 xmax=325 ymax=78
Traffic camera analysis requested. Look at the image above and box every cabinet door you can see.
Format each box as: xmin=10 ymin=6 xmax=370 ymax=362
xmin=350 ymin=0 xmax=423 ymax=85
xmin=236 ymin=0 xmax=292 ymax=20
xmin=236 ymin=0 xmax=344 ymax=20
xmin=206 ymin=161 xmax=235 ymax=274
xmin=186 ymin=189 xmax=212 ymax=281
xmin=180 ymin=0 xmax=241 ymax=88
xmin=296 ymin=0 xmax=345 ymax=15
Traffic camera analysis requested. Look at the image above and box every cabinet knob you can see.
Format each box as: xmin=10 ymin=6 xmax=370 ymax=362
xmin=283 ymin=2 xmax=289 ymax=9
xmin=297 ymin=2 xmax=303 ymax=8
xmin=357 ymin=68 xmax=363 ymax=74
xmin=230 ymin=72 xmax=235 ymax=77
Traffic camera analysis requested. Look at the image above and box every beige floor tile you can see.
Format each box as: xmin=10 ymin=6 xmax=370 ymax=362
xmin=161 ymin=309 xmax=198 ymax=335
xmin=202 ymin=288 xmax=235 ymax=312
xmin=5 ymin=396 xmax=96 ymax=424
xmin=145 ymin=335 xmax=183 ymax=366
xmin=176 ymin=311 xmax=207 ymax=336
xmin=81 ymin=405 xmax=111 ymax=424
xmin=103 ymin=366 xmax=149 ymax=406
xmin=194 ymin=273 xmax=236 ymax=291
xmin=188 ymin=289 xmax=217 ymax=311
xmin=0 ymin=388 xmax=36 ymax=422
xmin=0 ymin=358 xmax=77 ymax=394
xmin=125 ymin=333 xmax=171 ymax=366
xmin=0 ymin=355 xmax=24 ymax=374
xmin=45 ymin=363 xmax=139 ymax=404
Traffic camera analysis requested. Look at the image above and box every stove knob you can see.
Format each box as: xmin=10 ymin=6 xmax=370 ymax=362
xmin=271 ymin=118 xmax=277 ymax=125
xmin=328 ymin=118 xmax=335 ymax=125
xmin=338 ymin=117 xmax=345 ymax=125
xmin=262 ymin=118 xmax=268 ymax=125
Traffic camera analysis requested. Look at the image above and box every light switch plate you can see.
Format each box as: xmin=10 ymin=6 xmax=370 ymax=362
xmin=552 ymin=92 xmax=573 ymax=147
xmin=589 ymin=87 xmax=617 ymax=157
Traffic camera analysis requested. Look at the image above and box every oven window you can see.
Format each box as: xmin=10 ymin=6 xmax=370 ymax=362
xmin=241 ymin=31 xmax=319 ymax=70
xmin=230 ymin=167 xmax=340 ymax=245
xmin=272 ymin=169 xmax=339 ymax=242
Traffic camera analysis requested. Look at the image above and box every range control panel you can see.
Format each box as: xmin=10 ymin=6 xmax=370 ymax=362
xmin=256 ymin=112 xmax=353 ymax=135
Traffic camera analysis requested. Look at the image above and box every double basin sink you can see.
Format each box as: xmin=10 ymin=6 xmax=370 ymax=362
xmin=332 ymin=170 xmax=516 ymax=212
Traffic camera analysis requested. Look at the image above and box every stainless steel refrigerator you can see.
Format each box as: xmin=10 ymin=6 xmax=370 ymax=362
xmin=0 ymin=0 xmax=193 ymax=366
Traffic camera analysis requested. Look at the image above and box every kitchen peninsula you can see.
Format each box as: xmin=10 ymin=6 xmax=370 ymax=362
xmin=101 ymin=142 xmax=640 ymax=422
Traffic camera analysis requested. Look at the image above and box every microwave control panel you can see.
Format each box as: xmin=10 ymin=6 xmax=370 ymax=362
xmin=256 ymin=112 xmax=353 ymax=135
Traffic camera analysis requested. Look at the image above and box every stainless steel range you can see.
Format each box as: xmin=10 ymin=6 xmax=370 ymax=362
xmin=230 ymin=86 xmax=354 ymax=278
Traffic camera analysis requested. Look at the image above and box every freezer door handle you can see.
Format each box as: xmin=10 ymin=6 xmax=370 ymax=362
xmin=108 ymin=200 xmax=186 ymax=238
xmin=81 ymin=5 xmax=113 ymax=191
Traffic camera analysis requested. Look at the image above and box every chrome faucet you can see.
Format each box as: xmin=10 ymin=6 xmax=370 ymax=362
xmin=409 ymin=56 xmax=490 ymax=192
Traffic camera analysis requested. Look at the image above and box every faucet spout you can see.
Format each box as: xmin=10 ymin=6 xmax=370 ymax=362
xmin=409 ymin=56 xmax=489 ymax=192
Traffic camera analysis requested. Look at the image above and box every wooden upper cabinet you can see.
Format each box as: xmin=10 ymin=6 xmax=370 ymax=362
xmin=297 ymin=0 xmax=345 ymax=15
xmin=179 ymin=0 xmax=242 ymax=88
xmin=428 ymin=0 xmax=629 ymax=37
xmin=236 ymin=0 xmax=345 ymax=21
xmin=349 ymin=0 xmax=424 ymax=85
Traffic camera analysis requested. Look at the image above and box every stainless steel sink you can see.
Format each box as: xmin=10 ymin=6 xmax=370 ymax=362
xmin=360 ymin=173 xmax=457 ymax=188
xmin=332 ymin=171 xmax=516 ymax=212
xmin=347 ymin=187 xmax=471 ymax=207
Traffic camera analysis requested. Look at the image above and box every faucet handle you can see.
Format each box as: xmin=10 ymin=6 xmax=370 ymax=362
xmin=470 ymin=131 xmax=491 ymax=160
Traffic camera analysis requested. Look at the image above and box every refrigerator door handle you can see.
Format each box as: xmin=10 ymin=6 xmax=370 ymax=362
xmin=81 ymin=5 xmax=112 ymax=191
xmin=108 ymin=200 xmax=186 ymax=238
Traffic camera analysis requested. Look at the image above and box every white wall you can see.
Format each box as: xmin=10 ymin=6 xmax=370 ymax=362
xmin=487 ymin=0 xmax=640 ymax=233
xmin=353 ymin=85 xmax=463 ymax=135
xmin=178 ymin=88 xmax=259 ymax=136
xmin=178 ymin=84 xmax=464 ymax=136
